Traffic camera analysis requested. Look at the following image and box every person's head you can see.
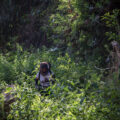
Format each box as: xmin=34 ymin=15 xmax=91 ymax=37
xmin=40 ymin=62 xmax=50 ymax=76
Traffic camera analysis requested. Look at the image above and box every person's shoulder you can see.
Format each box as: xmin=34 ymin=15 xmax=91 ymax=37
xmin=47 ymin=72 xmax=51 ymax=76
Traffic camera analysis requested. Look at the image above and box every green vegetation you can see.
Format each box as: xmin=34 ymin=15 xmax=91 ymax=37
xmin=0 ymin=0 xmax=120 ymax=120
xmin=0 ymin=49 xmax=119 ymax=120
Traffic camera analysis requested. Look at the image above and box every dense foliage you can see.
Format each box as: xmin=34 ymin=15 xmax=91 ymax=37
xmin=0 ymin=0 xmax=58 ymax=49
xmin=0 ymin=0 xmax=120 ymax=120
xmin=0 ymin=49 xmax=120 ymax=120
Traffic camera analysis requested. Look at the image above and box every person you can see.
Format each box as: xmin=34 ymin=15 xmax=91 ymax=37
xmin=35 ymin=62 xmax=55 ymax=90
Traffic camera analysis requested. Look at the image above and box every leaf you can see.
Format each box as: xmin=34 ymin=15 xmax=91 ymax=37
xmin=5 ymin=87 xmax=12 ymax=93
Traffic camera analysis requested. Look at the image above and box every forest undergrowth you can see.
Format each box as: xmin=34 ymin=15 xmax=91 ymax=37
xmin=0 ymin=46 xmax=120 ymax=120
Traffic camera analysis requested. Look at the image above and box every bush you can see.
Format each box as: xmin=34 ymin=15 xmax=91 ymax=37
xmin=0 ymin=54 xmax=16 ymax=84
